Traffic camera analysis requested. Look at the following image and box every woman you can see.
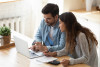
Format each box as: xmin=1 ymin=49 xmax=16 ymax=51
xmin=43 ymin=12 xmax=98 ymax=67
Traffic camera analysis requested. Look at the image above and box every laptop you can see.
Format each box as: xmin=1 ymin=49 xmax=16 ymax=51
xmin=13 ymin=34 xmax=44 ymax=59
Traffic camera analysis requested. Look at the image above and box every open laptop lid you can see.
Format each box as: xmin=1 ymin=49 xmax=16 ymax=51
xmin=13 ymin=34 xmax=31 ymax=58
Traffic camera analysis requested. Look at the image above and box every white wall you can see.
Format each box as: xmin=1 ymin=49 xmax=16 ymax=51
xmin=30 ymin=0 xmax=43 ymax=38
xmin=63 ymin=0 xmax=100 ymax=12
xmin=0 ymin=1 xmax=25 ymax=18
xmin=92 ymin=0 xmax=100 ymax=6
xmin=96 ymin=0 xmax=100 ymax=5
xmin=0 ymin=0 xmax=32 ymax=38
xmin=63 ymin=0 xmax=85 ymax=12
xmin=22 ymin=0 xmax=32 ymax=37
xmin=47 ymin=0 xmax=64 ymax=14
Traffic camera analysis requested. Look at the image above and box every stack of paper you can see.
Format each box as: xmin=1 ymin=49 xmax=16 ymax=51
xmin=35 ymin=56 xmax=57 ymax=63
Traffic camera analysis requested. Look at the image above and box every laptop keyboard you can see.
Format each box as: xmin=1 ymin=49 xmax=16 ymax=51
xmin=29 ymin=51 xmax=39 ymax=58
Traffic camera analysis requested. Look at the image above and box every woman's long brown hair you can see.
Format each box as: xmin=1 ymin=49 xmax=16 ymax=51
xmin=59 ymin=12 xmax=98 ymax=54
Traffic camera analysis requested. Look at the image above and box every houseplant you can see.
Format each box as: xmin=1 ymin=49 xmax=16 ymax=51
xmin=0 ymin=26 xmax=11 ymax=45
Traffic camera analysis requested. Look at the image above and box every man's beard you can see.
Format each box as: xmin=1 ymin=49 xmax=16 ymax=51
xmin=47 ymin=22 xmax=54 ymax=26
xmin=47 ymin=21 xmax=57 ymax=26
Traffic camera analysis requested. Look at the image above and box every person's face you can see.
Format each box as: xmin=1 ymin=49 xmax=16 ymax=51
xmin=43 ymin=13 xmax=58 ymax=26
xmin=59 ymin=19 xmax=66 ymax=32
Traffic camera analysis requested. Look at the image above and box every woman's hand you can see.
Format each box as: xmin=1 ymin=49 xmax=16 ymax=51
xmin=43 ymin=51 xmax=57 ymax=57
xmin=60 ymin=59 xmax=70 ymax=67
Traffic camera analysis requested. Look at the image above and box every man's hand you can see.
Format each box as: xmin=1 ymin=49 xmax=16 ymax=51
xmin=60 ymin=59 xmax=70 ymax=67
xmin=29 ymin=45 xmax=39 ymax=52
xmin=29 ymin=42 xmax=48 ymax=52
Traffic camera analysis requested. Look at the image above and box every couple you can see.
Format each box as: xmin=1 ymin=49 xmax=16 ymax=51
xmin=30 ymin=3 xmax=98 ymax=67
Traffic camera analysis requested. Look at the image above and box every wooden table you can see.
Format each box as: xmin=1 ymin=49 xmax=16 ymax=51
xmin=0 ymin=43 xmax=90 ymax=67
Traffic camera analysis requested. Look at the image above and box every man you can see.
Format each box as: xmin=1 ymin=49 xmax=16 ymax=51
xmin=30 ymin=3 xmax=66 ymax=52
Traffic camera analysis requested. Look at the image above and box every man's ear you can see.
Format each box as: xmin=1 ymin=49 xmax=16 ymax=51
xmin=55 ymin=15 xmax=58 ymax=20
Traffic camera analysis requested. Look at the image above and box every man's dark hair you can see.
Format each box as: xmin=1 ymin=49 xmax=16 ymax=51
xmin=42 ymin=3 xmax=59 ymax=17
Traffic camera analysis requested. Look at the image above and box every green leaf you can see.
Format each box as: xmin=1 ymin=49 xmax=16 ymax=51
xmin=0 ymin=26 xmax=11 ymax=36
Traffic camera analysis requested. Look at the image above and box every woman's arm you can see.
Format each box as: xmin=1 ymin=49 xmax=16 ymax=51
xmin=57 ymin=46 xmax=68 ymax=57
xmin=69 ymin=33 xmax=90 ymax=65
xmin=43 ymin=46 xmax=68 ymax=57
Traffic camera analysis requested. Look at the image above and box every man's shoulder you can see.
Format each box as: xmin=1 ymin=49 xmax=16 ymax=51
xmin=40 ymin=19 xmax=47 ymax=26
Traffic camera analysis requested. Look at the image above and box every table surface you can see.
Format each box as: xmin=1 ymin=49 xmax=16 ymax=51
xmin=0 ymin=43 xmax=90 ymax=67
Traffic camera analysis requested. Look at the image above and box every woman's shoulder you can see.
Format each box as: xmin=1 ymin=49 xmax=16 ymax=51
xmin=77 ymin=32 xmax=86 ymax=38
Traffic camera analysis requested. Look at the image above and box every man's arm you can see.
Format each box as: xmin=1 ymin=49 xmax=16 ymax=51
xmin=46 ymin=32 xmax=66 ymax=52
xmin=31 ymin=20 xmax=46 ymax=52
xmin=32 ymin=20 xmax=44 ymax=45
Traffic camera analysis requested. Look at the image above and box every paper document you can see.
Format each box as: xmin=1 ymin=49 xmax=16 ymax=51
xmin=35 ymin=56 xmax=57 ymax=63
xmin=29 ymin=49 xmax=44 ymax=57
